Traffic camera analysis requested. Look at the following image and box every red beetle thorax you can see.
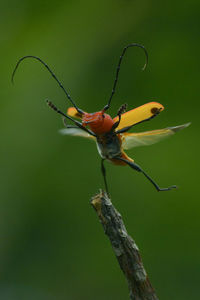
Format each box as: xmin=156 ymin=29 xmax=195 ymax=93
xmin=82 ymin=111 xmax=115 ymax=135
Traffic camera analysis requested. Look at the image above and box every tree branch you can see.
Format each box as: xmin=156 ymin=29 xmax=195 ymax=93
xmin=91 ymin=190 xmax=159 ymax=300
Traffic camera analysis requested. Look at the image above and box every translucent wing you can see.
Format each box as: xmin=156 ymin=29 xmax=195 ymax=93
xmin=113 ymin=102 xmax=164 ymax=130
xmin=122 ymin=123 xmax=190 ymax=150
xmin=59 ymin=127 xmax=95 ymax=140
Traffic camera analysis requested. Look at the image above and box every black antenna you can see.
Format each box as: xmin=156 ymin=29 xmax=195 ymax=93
xmin=11 ymin=55 xmax=83 ymax=114
xmin=103 ymin=43 xmax=148 ymax=112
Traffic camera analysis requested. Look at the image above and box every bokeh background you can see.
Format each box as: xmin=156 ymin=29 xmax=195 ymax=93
xmin=0 ymin=1 xmax=199 ymax=299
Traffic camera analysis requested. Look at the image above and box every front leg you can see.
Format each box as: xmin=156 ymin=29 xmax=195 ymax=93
xmin=111 ymin=104 xmax=127 ymax=131
xmin=63 ymin=117 xmax=78 ymax=128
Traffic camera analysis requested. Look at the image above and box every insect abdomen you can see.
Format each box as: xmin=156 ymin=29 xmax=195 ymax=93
xmin=96 ymin=134 xmax=121 ymax=159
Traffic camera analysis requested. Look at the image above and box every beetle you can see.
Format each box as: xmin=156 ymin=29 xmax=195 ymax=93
xmin=12 ymin=43 xmax=190 ymax=194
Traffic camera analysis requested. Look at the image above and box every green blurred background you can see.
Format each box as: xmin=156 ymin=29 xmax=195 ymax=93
xmin=0 ymin=1 xmax=199 ymax=299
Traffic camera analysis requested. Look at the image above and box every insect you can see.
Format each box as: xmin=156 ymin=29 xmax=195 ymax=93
xmin=12 ymin=44 xmax=190 ymax=195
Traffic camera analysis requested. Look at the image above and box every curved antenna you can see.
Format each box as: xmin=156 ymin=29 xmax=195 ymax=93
xmin=103 ymin=43 xmax=148 ymax=112
xmin=11 ymin=55 xmax=83 ymax=114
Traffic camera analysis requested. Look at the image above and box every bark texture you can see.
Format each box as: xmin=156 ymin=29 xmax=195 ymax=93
xmin=91 ymin=191 xmax=159 ymax=300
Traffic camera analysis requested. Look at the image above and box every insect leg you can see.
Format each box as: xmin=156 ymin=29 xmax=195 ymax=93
xmin=111 ymin=104 xmax=127 ymax=131
xmin=114 ymin=156 xmax=177 ymax=192
xmin=111 ymin=114 xmax=121 ymax=131
xmin=62 ymin=117 xmax=79 ymax=128
xmin=101 ymin=159 xmax=109 ymax=196
xmin=47 ymin=100 xmax=96 ymax=137
xmin=115 ymin=108 xmax=162 ymax=134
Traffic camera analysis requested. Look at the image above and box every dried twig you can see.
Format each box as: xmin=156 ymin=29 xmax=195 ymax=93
xmin=91 ymin=191 xmax=159 ymax=300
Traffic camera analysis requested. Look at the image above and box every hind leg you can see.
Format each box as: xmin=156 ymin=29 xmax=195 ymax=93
xmin=114 ymin=157 xmax=177 ymax=192
xmin=101 ymin=159 xmax=110 ymax=196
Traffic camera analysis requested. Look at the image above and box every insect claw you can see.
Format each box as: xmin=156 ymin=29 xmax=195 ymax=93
xmin=171 ymin=185 xmax=177 ymax=189
xmin=157 ymin=185 xmax=177 ymax=192
xmin=117 ymin=103 xmax=127 ymax=116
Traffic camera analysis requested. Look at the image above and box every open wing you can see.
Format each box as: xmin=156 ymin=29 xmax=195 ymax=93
xmin=67 ymin=107 xmax=83 ymax=119
xmin=59 ymin=127 xmax=95 ymax=140
xmin=113 ymin=102 xmax=164 ymax=131
xmin=122 ymin=123 xmax=190 ymax=150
